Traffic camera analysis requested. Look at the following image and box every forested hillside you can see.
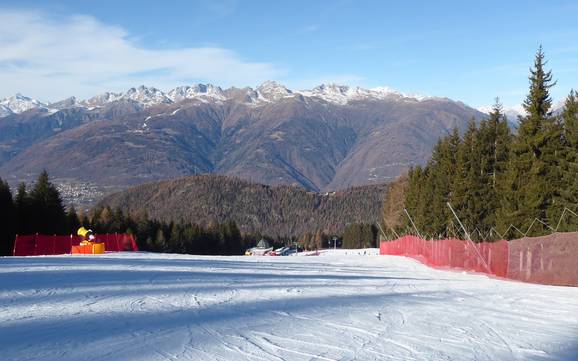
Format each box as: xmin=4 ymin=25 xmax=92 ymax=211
xmin=98 ymin=174 xmax=387 ymax=237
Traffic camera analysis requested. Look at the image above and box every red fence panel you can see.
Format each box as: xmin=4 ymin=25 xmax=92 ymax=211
xmin=101 ymin=234 xmax=117 ymax=252
xmin=379 ymin=237 xmax=509 ymax=278
xmin=119 ymin=233 xmax=138 ymax=251
xmin=35 ymin=235 xmax=56 ymax=256
xmin=13 ymin=233 xmax=137 ymax=256
xmin=380 ymin=233 xmax=576 ymax=286
xmin=53 ymin=235 xmax=77 ymax=255
xmin=508 ymin=232 xmax=578 ymax=286
xmin=98 ymin=233 xmax=137 ymax=252
xmin=13 ymin=235 xmax=36 ymax=256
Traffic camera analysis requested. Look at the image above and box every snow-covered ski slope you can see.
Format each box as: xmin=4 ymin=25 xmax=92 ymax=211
xmin=1 ymin=252 xmax=578 ymax=361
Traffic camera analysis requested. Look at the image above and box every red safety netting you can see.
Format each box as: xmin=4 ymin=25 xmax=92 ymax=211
xmin=380 ymin=236 xmax=509 ymax=278
xmin=34 ymin=235 xmax=79 ymax=256
xmin=12 ymin=235 xmax=36 ymax=256
xmin=99 ymin=233 xmax=139 ymax=252
xmin=13 ymin=233 xmax=138 ymax=256
xmin=508 ymin=232 xmax=578 ymax=286
xmin=380 ymin=233 xmax=578 ymax=286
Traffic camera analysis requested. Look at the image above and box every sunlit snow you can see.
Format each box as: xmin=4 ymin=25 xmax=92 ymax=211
xmin=1 ymin=251 xmax=577 ymax=360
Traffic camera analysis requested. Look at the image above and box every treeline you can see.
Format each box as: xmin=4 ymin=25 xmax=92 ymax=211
xmin=0 ymin=171 xmax=79 ymax=255
xmin=341 ymin=223 xmax=378 ymax=248
xmin=384 ymin=47 xmax=578 ymax=239
xmin=90 ymin=206 xmax=254 ymax=255
xmin=295 ymin=223 xmax=378 ymax=249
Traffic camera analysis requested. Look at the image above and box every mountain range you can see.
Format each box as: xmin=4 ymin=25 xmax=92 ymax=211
xmin=0 ymin=82 xmax=487 ymax=204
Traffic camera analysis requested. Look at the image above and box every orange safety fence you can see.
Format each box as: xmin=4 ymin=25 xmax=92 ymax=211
xmin=13 ymin=233 xmax=138 ymax=256
xmin=380 ymin=233 xmax=578 ymax=286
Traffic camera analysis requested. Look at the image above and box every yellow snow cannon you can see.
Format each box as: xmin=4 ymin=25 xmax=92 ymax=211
xmin=74 ymin=227 xmax=105 ymax=254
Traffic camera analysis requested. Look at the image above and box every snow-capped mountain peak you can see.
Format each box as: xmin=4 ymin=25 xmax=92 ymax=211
xmin=122 ymin=86 xmax=171 ymax=106
xmin=370 ymin=86 xmax=399 ymax=96
xmin=297 ymin=84 xmax=357 ymax=105
xmin=82 ymin=92 xmax=123 ymax=107
xmin=49 ymin=96 xmax=80 ymax=109
xmin=0 ymin=83 xmax=434 ymax=117
xmin=3 ymin=81 xmax=536 ymax=119
xmin=167 ymin=84 xmax=226 ymax=102
xmin=256 ymin=81 xmax=292 ymax=101
xmin=0 ymin=93 xmax=47 ymax=114
xmin=295 ymin=83 xmax=425 ymax=105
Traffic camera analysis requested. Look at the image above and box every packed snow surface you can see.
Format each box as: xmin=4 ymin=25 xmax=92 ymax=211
xmin=1 ymin=251 xmax=578 ymax=361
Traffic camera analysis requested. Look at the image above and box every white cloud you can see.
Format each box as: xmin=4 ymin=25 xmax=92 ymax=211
xmin=0 ymin=9 xmax=286 ymax=102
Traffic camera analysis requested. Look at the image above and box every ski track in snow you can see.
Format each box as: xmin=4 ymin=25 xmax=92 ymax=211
xmin=1 ymin=251 xmax=578 ymax=361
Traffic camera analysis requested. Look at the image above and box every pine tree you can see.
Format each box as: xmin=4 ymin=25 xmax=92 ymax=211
xmin=403 ymin=168 xmax=418 ymax=227
xmin=30 ymin=171 xmax=67 ymax=235
xmin=15 ymin=183 xmax=32 ymax=235
xmin=169 ymin=222 xmax=184 ymax=253
xmin=65 ymin=205 xmax=80 ymax=235
xmin=558 ymin=90 xmax=578 ymax=230
xmin=498 ymin=47 xmax=559 ymax=236
xmin=562 ymin=89 xmax=578 ymax=148
xmin=451 ymin=120 xmax=483 ymax=238
xmin=228 ymin=221 xmax=243 ymax=254
xmin=0 ymin=178 xmax=16 ymax=255
xmin=154 ymin=227 xmax=166 ymax=252
xmin=360 ymin=224 xmax=376 ymax=247
xmin=404 ymin=166 xmax=428 ymax=235
xmin=477 ymin=100 xmax=512 ymax=237
xmin=426 ymin=129 xmax=460 ymax=237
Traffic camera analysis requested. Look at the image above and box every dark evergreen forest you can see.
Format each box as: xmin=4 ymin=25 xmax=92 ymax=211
xmin=383 ymin=47 xmax=578 ymax=240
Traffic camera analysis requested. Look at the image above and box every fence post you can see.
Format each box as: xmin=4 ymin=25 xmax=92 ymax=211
xmin=447 ymin=202 xmax=492 ymax=274
xmin=12 ymin=234 xmax=18 ymax=256
xmin=33 ymin=233 xmax=38 ymax=256
xmin=403 ymin=209 xmax=422 ymax=239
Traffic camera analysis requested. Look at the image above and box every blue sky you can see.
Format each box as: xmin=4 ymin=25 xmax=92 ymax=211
xmin=1 ymin=0 xmax=577 ymax=108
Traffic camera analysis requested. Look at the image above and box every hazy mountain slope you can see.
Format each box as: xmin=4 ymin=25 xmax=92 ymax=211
xmin=2 ymin=104 xmax=219 ymax=186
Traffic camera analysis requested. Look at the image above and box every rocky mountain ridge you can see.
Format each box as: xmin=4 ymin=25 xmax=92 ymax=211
xmin=0 ymin=82 xmax=436 ymax=116
xmin=0 ymin=81 xmax=487 ymax=205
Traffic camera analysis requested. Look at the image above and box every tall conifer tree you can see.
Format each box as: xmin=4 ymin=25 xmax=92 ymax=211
xmin=30 ymin=170 xmax=67 ymax=235
xmin=15 ymin=183 xmax=32 ymax=235
xmin=558 ymin=90 xmax=578 ymax=230
xmin=451 ymin=120 xmax=483 ymax=238
xmin=498 ymin=46 xmax=559 ymax=236
xmin=0 ymin=178 xmax=15 ymax=255
xmin=478 ymin=100 xmax=512 ymax=236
